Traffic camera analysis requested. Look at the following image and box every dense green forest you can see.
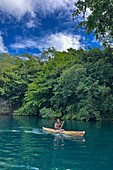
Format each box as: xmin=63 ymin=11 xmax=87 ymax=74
xmin=0 ymin=46 xmax=113 ymax=120
xmin=0 ymin=0 xmax=113 ymax=120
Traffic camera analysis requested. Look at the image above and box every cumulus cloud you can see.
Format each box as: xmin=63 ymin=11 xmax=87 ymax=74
xmin=10 ymin=32 xmax=84 ymax=52
xmin=39 ymin=33 xmax=82 ymax=51
xmin=0 ymin=0 xmax=76 ymax=19
xmin=0 ymin=0 xmax=36 ymax=19
xmin=0 ymin=33 xmax=8 ymax=53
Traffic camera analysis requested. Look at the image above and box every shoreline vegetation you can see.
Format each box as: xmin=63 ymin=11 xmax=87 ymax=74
xmin=0 ymin=47 xmax=113 ymax=121
xmin=0 ymin=113 xmax=113 ymax=122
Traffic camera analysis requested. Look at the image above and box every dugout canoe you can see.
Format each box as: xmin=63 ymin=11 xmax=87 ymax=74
xmin=43 ymin=127 xmax=85 ymax=136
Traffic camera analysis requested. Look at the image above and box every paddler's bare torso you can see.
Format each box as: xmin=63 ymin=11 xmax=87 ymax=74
xmin=54 ymin=118 xmax=64 ymax=130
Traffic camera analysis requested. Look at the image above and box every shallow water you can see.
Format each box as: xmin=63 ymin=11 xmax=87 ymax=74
xmin=0 ymin=116 xmax=113 ymax=170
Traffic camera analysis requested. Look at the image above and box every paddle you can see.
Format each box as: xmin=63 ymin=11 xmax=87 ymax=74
xmin=60 ymin=121 xmax=64 ymax=130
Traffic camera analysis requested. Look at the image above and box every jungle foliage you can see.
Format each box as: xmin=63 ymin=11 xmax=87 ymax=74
xmin=0 ymin=47 xmax=113 ymax=120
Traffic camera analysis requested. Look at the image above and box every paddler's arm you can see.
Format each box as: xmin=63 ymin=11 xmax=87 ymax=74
xmin=60 ymin=121 xmax=64 ymax=129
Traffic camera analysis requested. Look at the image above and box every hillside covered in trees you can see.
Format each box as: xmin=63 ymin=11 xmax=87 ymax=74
xmin=0 ymin=46 xmax=113 ymax=121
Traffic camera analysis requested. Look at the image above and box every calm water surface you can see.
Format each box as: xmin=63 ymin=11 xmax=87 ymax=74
xmin=0 ymin=116 xmax=113 ymax=170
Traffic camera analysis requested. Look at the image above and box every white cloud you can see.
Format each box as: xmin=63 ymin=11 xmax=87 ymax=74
xmin=0 ymin=0 xmax=76 ymax=19
xmin=10 ymin=39 xmax=38 ymax=49
xmin=85 ymin=8 xmax=92 ymax=18
xmin=10 ymin=32 xmax=84 ymax=52
xmin=36 ymin=0 xmax=75 ymax=15
xmin=26 ymin=20 xmax=36 ymax=28
xmin=0 ymin=33 xmax=8 ymax=53
xmin=39 ymin=33 xmax=82 ymax=51
xmin=26 ymin=19 xmax=41 ymax=28
xmin=0 ymin=0 xmax=35 ymax=19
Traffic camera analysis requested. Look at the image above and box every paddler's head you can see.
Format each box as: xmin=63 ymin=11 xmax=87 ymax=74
xmin=57 ymin=118 xmax=60 ymax=123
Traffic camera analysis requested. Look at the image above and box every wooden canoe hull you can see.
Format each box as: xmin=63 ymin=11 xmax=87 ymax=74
xmin=43 ymin=127 xmax=85 ymax=136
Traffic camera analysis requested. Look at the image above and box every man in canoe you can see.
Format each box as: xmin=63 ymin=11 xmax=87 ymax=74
xmin=54 ymin=118 xmax=64 ymax=131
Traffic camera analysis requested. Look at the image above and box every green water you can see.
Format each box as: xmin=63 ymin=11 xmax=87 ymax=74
xmin=0 ymin=116 xmax=113 ymax=170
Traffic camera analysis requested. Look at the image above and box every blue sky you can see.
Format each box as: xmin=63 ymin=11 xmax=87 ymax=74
xmin=0 ymin=0 xmax=102 ymax=54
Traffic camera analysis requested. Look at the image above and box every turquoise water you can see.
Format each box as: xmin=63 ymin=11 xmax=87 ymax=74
xmin=0 ymin=116 xmax=113 ymax=170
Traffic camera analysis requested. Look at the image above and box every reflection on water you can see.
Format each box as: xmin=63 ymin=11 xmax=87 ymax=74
xmin=54 ymin=135 xmax=64 ymax=150
xmin=61 ymin=135 xmax=85 ymax=142
xmin=0 ymin=116 xmax=113 ymax=170
xmin=53 ymin=134 xmax=85 ymax=150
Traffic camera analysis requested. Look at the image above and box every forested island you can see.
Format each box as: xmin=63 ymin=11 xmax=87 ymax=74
xmin=0 ymin=0 xmax=113 ymax=121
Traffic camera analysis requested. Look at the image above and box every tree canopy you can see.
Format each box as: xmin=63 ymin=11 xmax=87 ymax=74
xmin=72 ymin=0 xmax=113 ymax=46
xmin=0 ymin=47 xmax=113 ymax=121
